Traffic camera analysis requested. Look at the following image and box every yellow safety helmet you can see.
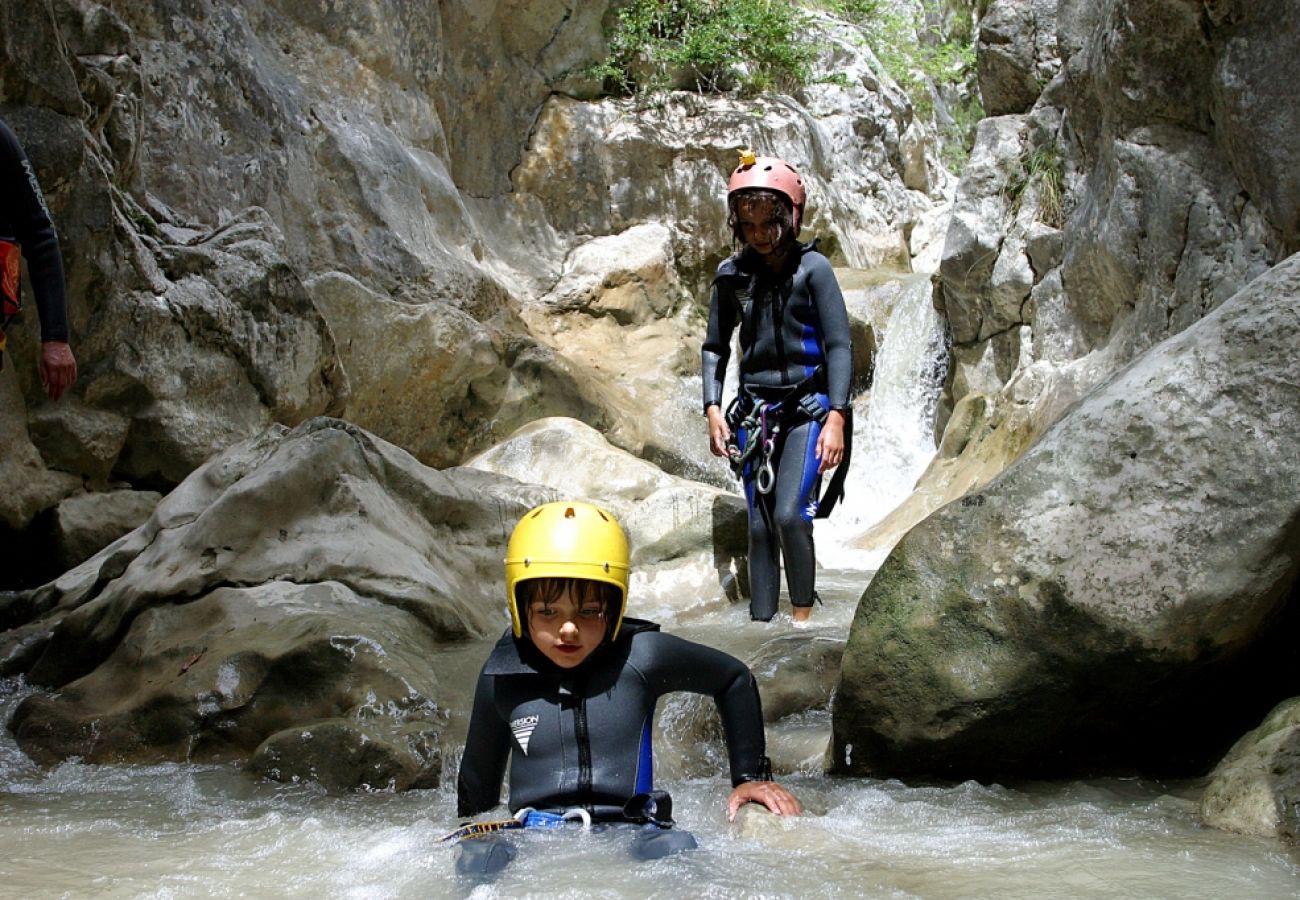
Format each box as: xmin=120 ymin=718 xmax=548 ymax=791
xmin=504 ymin=501 xmax=631 ymax=640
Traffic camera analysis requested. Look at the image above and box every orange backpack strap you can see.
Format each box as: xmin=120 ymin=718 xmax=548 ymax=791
xmin=0 ymin=239 xmax=19 ymax=318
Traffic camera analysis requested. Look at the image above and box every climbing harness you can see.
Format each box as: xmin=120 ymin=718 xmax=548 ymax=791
xmin=724 ymin=375 xmax=854 ymax=518
xmin=440 ymin=806 xmax=592 ymax=843
xmin=725 ymin=395 xmax=783 ymax=494
xmin=442 ymin=791 xmax=678 ymax=844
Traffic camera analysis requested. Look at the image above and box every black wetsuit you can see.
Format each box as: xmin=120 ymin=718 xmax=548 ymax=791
xmin=701 ymin=241 xmax=852 ymax=620
xmin=0 ymin=118 xmax=69 ymax=342
xmin=456 ymin=619 xmax=770 ymax=820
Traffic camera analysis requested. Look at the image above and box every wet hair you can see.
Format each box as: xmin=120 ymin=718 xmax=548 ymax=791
xmin=517 ymin=577 xmax=622 ymax=639
xmin=727 ymin=188 xmax=795 ymax=252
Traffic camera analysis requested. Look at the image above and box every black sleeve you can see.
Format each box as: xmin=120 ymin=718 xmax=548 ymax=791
xmin=701 ymin=278 xmax=736 ymax=412
xmin=808 ymin=254 xmax=852 ymax=409
xmin=637 ymin=632 xmax=769 ymax=786
xmin=456 ymin=666 xmax=512 ymax=817
xmin=0 ymin=120 xmax=69 ymax=342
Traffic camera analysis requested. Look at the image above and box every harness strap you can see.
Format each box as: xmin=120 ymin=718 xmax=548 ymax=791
xmin=814 ymin=408 xmax=853 ymax=519
xmin=439 ymin=806 xmax=593 ymax=843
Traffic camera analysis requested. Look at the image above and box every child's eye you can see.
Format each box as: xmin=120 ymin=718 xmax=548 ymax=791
xmin=579 ymin=608 xmax=604 ymax=620
xmin=534 ymin=607 xmax=556 ymax=618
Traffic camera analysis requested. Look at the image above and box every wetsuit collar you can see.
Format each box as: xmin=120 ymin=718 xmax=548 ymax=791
xmin=483 ymin=618 xmax=661 ymax=676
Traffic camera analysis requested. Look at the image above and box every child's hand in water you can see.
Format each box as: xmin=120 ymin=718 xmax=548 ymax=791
xmin=727 ymin=780 xmax=803 ymax=820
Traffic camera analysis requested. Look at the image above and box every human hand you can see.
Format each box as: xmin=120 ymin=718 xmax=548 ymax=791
xmin=39 ymin=340 xmax=77 ymax=401
xmin=706 ymin=405 xmax=731 ymax=458
xmin=815 ymin=410 xmax=845 ymax=473
xmin=726 ymin=780 xmax=802 ymax=821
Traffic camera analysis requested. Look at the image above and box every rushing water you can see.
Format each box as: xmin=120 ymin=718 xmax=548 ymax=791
xmin=3 ymin=571 xmax=1297 ymax=899
xmin=2 ymin=270 xmax=1295 ymax=897
xmin=817 ymin=271 xmax=947 ymax=570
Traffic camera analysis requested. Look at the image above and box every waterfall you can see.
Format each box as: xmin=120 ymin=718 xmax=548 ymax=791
xmin=818 ymin=272 xmax=947 ymax=569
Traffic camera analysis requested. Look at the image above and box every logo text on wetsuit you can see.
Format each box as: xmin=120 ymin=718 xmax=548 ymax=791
xmin=511 ymin=714 xmax=540 ymax=755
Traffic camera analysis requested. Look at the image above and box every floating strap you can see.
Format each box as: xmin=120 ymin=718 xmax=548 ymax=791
xmin=622 ymin=790 xmax=676 ymax=828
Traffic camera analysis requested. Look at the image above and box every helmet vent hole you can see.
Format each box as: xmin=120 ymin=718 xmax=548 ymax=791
xmin=604 ymin=562 xmax=610 ymax=572
xmin=564 ymin=507 xmax=576 ymax=518
xmin=524 ymin=558 xmax=531 ymax=567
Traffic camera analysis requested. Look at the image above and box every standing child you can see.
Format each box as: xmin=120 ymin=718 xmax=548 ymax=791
xmin=702 ymin=151 xmax=853 ymax=623
xmin=453 ymin=500 xmax=801 ymax=877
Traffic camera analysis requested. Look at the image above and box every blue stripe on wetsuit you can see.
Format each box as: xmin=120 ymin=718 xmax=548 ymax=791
xmin=634 ymin=709 xmax=654 ymax=794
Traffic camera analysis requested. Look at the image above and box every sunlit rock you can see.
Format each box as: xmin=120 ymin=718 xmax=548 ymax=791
xmin=833 ymin=254 xmax=1300 ymax=779
xmin=466 ymin=417 xmax=747 ymax=618
xmin=929 ymin=0 xmax=1295 ymax=536
xmin=977 ymin=0 xmax=1060 ymax=116
xmin=1200 ymin=697 xmax=1300 ymax=844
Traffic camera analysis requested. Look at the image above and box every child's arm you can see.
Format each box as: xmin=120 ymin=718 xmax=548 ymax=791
xmin=640 ymin=632 xmax=801 ymax=815
xmin=456 ymin=669 xmax=512 ymax=817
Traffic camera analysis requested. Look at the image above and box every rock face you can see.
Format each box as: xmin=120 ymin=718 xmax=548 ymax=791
xmin=832 ymin=254 xmax=1300 ymax=779
xmin=2 ymin=414 xmax=767 ymax=786
xmin=922 ymin=0 xmax=1298 ymax=528
xmin=1200 ymin=697 xmax=1300 ymax=845
xmin=3 ymin=418 xmax=553 ymax=787
xmin=0 ymin=1 xmax=942 ymax=578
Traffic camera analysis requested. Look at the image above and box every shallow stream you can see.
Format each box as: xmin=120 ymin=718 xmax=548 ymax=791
xmin=3 ymin=572 xmax=1297 ymax=899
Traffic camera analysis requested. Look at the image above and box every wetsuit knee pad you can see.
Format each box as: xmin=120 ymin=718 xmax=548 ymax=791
xmin=455 ymin=835 xmax=518 ymax=878
xmin=628 ymin=823 xmax=699 ymax=860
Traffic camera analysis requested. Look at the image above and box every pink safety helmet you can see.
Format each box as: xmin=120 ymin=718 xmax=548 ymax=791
xmin=727 ymin=150 xmax=807 ymax=237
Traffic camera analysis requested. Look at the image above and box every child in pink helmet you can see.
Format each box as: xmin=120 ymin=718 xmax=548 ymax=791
xmin=702 ymin=151 xmax=853 ymax=623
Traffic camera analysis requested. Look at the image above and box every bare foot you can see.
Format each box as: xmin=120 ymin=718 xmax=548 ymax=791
xmin=792 ymin=606 xmax=812 ymax=624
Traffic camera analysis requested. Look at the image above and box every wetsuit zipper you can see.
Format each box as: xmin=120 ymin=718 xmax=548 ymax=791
xmin=575 ymin=694 xmax=593 ymax=808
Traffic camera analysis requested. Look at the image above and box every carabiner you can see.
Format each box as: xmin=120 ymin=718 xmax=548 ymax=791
xmin=756 ymin=450 xmax=776 ymax=494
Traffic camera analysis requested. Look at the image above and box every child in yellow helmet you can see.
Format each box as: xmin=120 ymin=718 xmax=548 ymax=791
xmin=451 ymin=500 xmax=801 ymax=878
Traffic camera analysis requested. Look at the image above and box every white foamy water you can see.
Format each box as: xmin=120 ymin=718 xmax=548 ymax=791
xmin=3 ymin=574 xmax=1298 ymax=899
xmin=815 ymin=272 xmax=947 ymax=570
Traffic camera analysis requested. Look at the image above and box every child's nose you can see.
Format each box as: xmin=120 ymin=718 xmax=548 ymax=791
xmin=559 ymin=619 xmax=580 ymax=639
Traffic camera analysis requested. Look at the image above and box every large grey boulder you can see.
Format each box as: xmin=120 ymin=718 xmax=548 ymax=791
xmin=1200 ymin=698 xmax=1300 ymax=844
xmin=3 ymin=418 xmax=552 ymax=787
xmin=913 ymin=0 xmax=1298 ymax=572
xmin=1 ymin=0 xmax=943 ymax=563
xmin=832 ymin=254 xmax=1300 ymax=778
xmin=467 ymin=417 xmax=749 ymax=618
xmin=977 ymin=0 xmax=1060 ymax=116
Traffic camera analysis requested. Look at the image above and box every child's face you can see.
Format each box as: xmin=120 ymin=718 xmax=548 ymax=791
xmin=527 ymin=586 xmax=607 ymax=669
xmin=736 ymin=196 xmax=786 ymax=256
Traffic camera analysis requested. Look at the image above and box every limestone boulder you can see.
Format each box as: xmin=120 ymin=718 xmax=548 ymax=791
xmin=832 ymin=254 xmax=1300 ymax=779
xmin=46 ymin=489 xmax=162 ymax=573
xmin=977 ymin=0 xmax=1060 ymax=116
xmin=3 ymin=417 xmax=553 ymax=786
xmin=1200 ymin=698 xmax=1300 ymax=844
xmin=521 ymin=225 xmax=729 ymax=484
xmin=922 ymin=0 xmax=1295 ymax=574
xmin=466 ymin=417 xmax=749 ymax=619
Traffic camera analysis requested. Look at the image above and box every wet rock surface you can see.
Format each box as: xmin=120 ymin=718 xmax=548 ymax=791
xmin=833 ymin=254 xmax=1300 ymax=778
xmin=1200 ymin=697 xmax=1300 ymax=845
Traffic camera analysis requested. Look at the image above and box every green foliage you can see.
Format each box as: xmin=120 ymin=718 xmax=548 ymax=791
xmin=590 ymin=0 xmax=986 ymax=169
xmin=1024 ymin=145 xmax=1065 ymax=227
xmin=822 ymin=0 xmax=982 ymax=171
xmin=592 ymin=0 xmax=818 ymax=95
xmin=1005 ymin=144 xmax=1066 ymax=226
